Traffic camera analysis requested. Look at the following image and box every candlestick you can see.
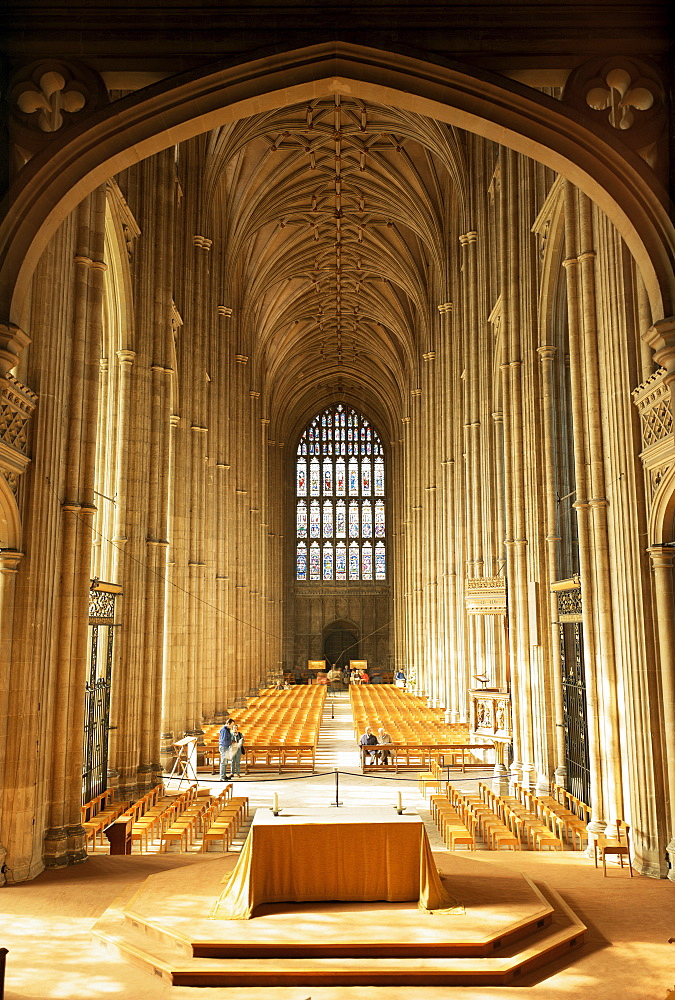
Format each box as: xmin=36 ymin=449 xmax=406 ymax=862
xmin=273 ymin=793 xmax=279 ymax=814
xmin=397 ymin=791 xmax=402 ymax=811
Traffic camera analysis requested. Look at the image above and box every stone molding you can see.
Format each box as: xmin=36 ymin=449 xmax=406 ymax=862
xmin=8 ymin=59 xmax=108 ymax=158
xmin=563 ymin=56 xmax=667 ymax=169
xmin=464 ymin=576 xmax=507 ymax=616
xmin=0 ymin=371 xmax=38 ymax=486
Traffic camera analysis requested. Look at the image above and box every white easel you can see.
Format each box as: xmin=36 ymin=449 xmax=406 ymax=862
xmin=167 ymin=735 xmax=198 ymax=789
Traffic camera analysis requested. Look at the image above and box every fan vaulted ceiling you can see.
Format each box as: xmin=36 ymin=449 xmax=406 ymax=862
xmin=200 ymin=96 xmax=471 ymax=440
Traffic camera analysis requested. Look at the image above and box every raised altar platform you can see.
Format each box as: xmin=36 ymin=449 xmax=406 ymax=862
xmin=93 ymin=823 xmax=586 ymax=987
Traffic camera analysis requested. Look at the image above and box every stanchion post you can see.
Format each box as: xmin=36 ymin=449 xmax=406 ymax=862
xmin=330 ymin=767 xmax=343 ymax=807
xmin=0 ymin=946 xmax=7 ymax=1000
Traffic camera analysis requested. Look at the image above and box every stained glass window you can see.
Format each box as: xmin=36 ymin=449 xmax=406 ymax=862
xmin=374 ymin=458 xmax=384 ymax=495
xmin=335 ymin=500 xmax=346 ymax=538
xmin=336 ymin=459 xmax=346 ymax=495
xmin=309 ymin=500 xmax=320 ymax=538
xmin=361 ymin=460 xmax=371 ymax=495
xmin=375 ymin=541 xmax=386 ymax=580
xmin=362 ymin=542 xmax=373 ymax=580
xmin=348 ymin=501 xmax=359 ymax=538
xmin=323 ymin=542 xmax=333 ymax=580
xmin=297 ymin=542 xmax=307 ymax=580
xmin=297 ymin=460 xmax=307 ymax=495
xmin=297 ymin=500 xmax=307 ymax=537
xmin=309 ymin=542 xmax=320 ymax=580
xmin=361 ymin=501 xmax=372 ymax=538
xmin=349 ymin=542 xmax=359 ymax=580
xmin=374 ymin=500 xmax=385 ymax=537
xmin=348 ymin=459 xmax=358 ymax=495
xmin=296 ymin=404 xmax=387 ymax=581
xmin=336 ymin=542 xmax=347 ymax=580
xmin=309 ymin=460 xmax=320 ymax=495
xmin=323 ymin=459 xmax=333 ymax=494
xmin=322 ymin=500 xmax=333 ymax=538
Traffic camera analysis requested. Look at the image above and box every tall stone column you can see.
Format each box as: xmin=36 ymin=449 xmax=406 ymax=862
xmin=437 ymin=302 xmax=461 ymax=722
xmin=111 ymin=148 xmax=175 ymax=799
xmin=537 ymin=346 xmax=567 ymax=785
xmin=561 ymin=181 xmax=605 ymax=838
xmin=499 ymin=150 xmax=535 ymax=789
xmin=44 ymin=186 xmax=107 ymax=868
xmin=577 ymin=195 xmax=623 ymax=836
xmin=648 ymin=547 xmax=675 ymax=878
xmin=0 ymin=549 xmax=24 ymax=884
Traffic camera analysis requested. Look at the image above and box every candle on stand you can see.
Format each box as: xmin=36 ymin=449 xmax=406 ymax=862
xmin=273 ymin=793 xmax=279 ymax=813
xmin=397 ymin=791 xmax=402 ymax=812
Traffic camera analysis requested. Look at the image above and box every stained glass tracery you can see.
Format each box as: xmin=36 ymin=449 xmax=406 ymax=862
xmin=296 ymin=403 xmax=386 ymax=581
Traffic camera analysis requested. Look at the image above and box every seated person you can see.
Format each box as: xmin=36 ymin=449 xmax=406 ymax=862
xmin=359 ymin=726 xmax=378 ymax=765
xmin=394 ymin=669 xmax=406 ymax=689
xmin=376 ymin=726 xmax=393 ymax=763
xmin=316 ymin=672 xmax=328 ymax=685
xmin=360 ymin=670 xmax=370 ymax=684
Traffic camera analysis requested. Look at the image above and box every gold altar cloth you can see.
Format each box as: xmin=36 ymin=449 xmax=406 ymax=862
xmin=211 ymin=807 xmax=462 ymax=920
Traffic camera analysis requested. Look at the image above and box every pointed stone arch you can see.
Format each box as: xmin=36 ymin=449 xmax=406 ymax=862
xmin=1 ymin=40 xmax=673 ymax=336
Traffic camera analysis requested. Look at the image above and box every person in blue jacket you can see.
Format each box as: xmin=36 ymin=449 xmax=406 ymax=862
xmin=219 ymin=718 xmax=234 ymax=781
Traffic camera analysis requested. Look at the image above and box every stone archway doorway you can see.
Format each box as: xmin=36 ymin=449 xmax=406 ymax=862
xmin=323 ymin=621 xmax=359 ymax=671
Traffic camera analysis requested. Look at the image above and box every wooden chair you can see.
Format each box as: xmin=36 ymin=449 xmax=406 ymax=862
xmin=594 ymin=820 xmax=633 ymax=876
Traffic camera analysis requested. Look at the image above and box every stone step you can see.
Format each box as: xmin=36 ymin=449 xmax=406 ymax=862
xmin=93 ymin=877 xmax=585 ymax=988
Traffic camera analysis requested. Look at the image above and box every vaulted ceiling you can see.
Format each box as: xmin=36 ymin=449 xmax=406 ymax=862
xmin=200 ymin=96 xmax=471 ymax=442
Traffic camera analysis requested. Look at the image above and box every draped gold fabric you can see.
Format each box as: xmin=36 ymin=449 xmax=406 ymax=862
xmin=211 ymin=808 xmax=462 ymax=920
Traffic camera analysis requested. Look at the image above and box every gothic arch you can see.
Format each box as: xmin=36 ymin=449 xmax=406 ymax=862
xmin=0 ymin=475 xmax=21 ymax=550
xmin=649 ymin=465 xmax=675 ymax=546
xmin=1 ymin=41 xmax=673 ymax=333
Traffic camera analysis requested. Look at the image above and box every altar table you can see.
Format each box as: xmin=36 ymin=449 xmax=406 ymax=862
xmin=211 ymin=807 xmax=461 ymax=920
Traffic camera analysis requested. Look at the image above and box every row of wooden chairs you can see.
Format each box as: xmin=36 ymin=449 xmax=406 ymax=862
xmin=351 ymin=686 xmax=468 ymax=743
xmin=201 ymin=788 xmax=250 ymax=852
xmin=124 ymin=783 xmax=199 ymax=853
xmin=445 ymin=785 xmax=521 ymax=850
xmin=429 ymin=791 xmax=476 ymax=850
xmin=478 ymin=783 xmax=563 ymax=851
xmin=202 ymin=686 xmax=326 ymax=773
xmin=545 ymin=783 xmax=631 ymax=874
xmin=82 ymin=789 xmax=131 ymax=850
xmin=511 ymin=782 xmax=588 ymax=850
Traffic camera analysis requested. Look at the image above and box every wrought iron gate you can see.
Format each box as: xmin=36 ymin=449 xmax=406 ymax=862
xmin=558 ymin=588 xmax=591 ymax=805
xmin=82 ymin=586 xmax=116 ymax=803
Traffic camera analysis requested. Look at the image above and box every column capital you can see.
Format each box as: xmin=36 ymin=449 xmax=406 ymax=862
xmin=0 ymin=548 xmax=24 ymax=573
xmin=643 ymin=316 xmax=675 ymax=376
xmin=537 ymin=345 xmax=558 ymax=361
xmin=0 ymin=324 xmax=30 ymax=381
xmin=648 ymin=545 xmax=675 ymax=569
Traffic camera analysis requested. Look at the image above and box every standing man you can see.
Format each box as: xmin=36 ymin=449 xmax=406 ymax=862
xmin=219 ymin=717 xmax=233 ymax=781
